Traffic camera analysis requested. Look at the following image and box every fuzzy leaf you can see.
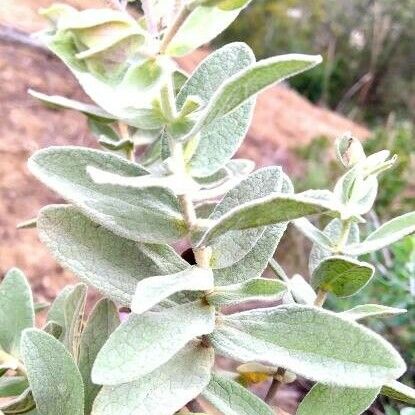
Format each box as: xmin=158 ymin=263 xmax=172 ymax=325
xmin=182 ymin=54 xmax=322 ymax=140
xmin=381 ymin=380 xmax=415 ymax=405
xmin=347 ymin=212 xmax=415 ymax=256
xmin=131 ymin=266 xmax=213 ymax=314
xmin=79 ymin=299 xmax=120 ymax=414
xmin=297 ymin=384 xmax=380 ymax=415
xmin=309 ymin=218 xmax=360 ymax=274
xmin=209 ymin=304 xmax=406 ymax=387
xmin=293 ymin=218 xmax=333 ymax=249
xmin=201 ymin=374 xmax=274 ymax=415
xmin=311 ymin=256 xmax=374 ymax=297
xmin=38 ymin=205 xmax=187 ymax=306
xmin=0 ymin=377 xmax=29 ymax=398
xmin=29 ymin=89 xmax=114 ymax=121
xmin=340 ymin=304 xmax=407 ymax=321
xmin=288 ymin=274 xmax=317 ymax=305
xmin=29 ymin=147 xmax=187 ymax=243
xmin=0 ymin=269 xmax=34 ymax=357
xmin=166 ymin=3 xmax=252 ymax=56
xmin=92 ymin=342 xmax=214 ymax=415
xmin=177 ymin=43 xmax=255 ymax=177
xmin=0 ymin=388 xmax=35 ymax=413
xmin=92 ymin=301 xmax=215 ymax=385
xmin=21 ymin=329 xmax=84 ymax=415
xmin=47 ymin=286 xmax=73 ymax=330
xmin=207 ymin=167 xmax=285 ymax=268
xmin=201 ymin=192 xmax=341 ymax=246
xmin=207 ymin=278 xmax=286 ymax=306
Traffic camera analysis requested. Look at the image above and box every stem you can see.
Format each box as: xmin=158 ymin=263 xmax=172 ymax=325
xmin=160 ymin=83 xmax=177 ymax=122
xmin=335 ymin=219 xmax=352 ymax=253
xmin=264 ymin=368 xmax=285 ymax=404
xmin=118 ymin=121 xmax=135 ymax=161
xmin=159 ymin=4 xmax=192 ymax=54
xmin=314 ymin=289 xmax=327 ymax=307
xmin=269 ymin=258 xmax=290 ymax=284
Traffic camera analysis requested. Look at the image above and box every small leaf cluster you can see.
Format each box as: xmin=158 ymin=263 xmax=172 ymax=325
xmin=0 ymin=2 xmax=414 ymax=415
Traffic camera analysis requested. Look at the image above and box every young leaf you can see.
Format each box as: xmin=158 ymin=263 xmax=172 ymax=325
xmin=347 ymin=212 xmax=415 ymax=256
xmin=29 ymin=147 xmax=187 ymax=243
xmin=209 ymin=304 xmax=406 ymax=387
xmin=28 ymin=89 xmax=114 ymax=121
xmin=381 ymin=380 xmax=415 ymax=405
xmin=165 ymin=3 xmax=252 ymax=56
xmin=288 ymin=274 xmax=317 ymax=305
xmin=207 ymin=167 xmax=285 ymax=268
xmin=131 ymin=266 xmax=214 ymax=314
xmin=0 ymin=388 xmax=35 ymax=413
xmin=92 ymin=342 xmax=214 ymax=415
xmin=0 ymin=376 xmax=29 ymax=398
xmin=200 ymin=192 xmax=341 ymax=246
xmin=309 ymin=218 xmax=360 ymax=274
xmin=21 ymin=329 xmax=84 ymax=415
xmin=0 ymin=268 xmax=34 ymax=357
xmin=297 ymin=384 xmax=380 ymax=415
xmin=177 ymin=43 xmax=255 ymax=177
xmin=38 ymin=205 xmax=187 ymax=306
xmin=181 ymin=54 xmax=322 ymax=141
xmin=207 ymin=278 xmax=286 ymax=307
xmin=63 ymin=283 xmax=87 ymax=360
xmin=311 ymin=255 xmax=375 ymax=297
xmin=47 ymin=285 xmax=73 ymax=329
xmin=293 ymin=218 xmax=333 ymax=249
xmin=340 ymin=304 xmax=407 ymax=321
xmin=92 ymin=301 xmax=215 ymax=385
xmin=201 ymin=374 xmax=274 ymax=415
xmin=78 ymin=299 xmax=120 ymax=414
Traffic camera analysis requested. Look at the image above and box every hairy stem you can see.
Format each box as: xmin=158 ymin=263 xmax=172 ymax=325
xmin=159 ymin=4 xmax=192 ymax=53
xmin=269 ymin=258 xmax=290 ymax=284
xmin=118 ymin=121 xmax=134 ymax=161
xmin=314 ymin=289 xmax=327 ymax=307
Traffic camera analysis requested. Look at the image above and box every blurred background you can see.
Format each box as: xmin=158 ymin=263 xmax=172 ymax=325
xmin=0 ymin=1 xmax=413 ymax=414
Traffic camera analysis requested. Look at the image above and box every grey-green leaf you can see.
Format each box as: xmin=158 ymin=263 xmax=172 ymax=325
xmin=21 ymin=328 xmax=84 ymax=415
xmin=0 ymin=269 xmax=34 ymax=357
xmin=201 ymin=192 xmax=341 ymax=246
xmin=381 ymin=380 xmax=415 ymax=405
xmin=47 ymin=285 xmax=73 ymax=330
xmin=177 ymin=43 xmax=255 ymax=177
xmin=0 ymin=377 xmax=29 ymax=398
xmin=347 ymin=211 xmax=415 ymax=256
xmin=297 ymin=384 xmax=380 ymax=415
xmin=29 ymin=147 xmax=187 ymax=243
xmin=131 ymin=266 xmax=213 ymax=314
xmin=79 ymin=299 xmax=120 ymax=414
xmin=38 ymin=205 xmax=187 ymax=306
xmin=311 ymin=255 xmax=374 ymax=297
xmin=182 ymin=54 xmax=322 ymax=140
xmin=201 ymin=374 xmax=274 ymax=415
xmin=92 ymin=301 xmax=215 ymax=385
xmin=340 ymin=304 xmax=407 ymax=321
xmin=91 ymin=342 xmax=214 ymax=415
xmin=209 ymin=304 xmax=406 ymax=387
xmin=207 ymin=278 xmax=286 ymax=307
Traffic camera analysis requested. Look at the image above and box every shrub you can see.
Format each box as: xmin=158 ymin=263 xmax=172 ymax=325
xmin=0 ymin=1 xmax=414 ymax=414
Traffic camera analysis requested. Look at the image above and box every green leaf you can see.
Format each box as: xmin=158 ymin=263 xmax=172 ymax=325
xmin=297 ymin=384 xmax=380 ymax=415
xmin=0 ymin=388 xmax=35 ymax=413
xmin=29 ymin=89 xmax=114 ymax=121
xmin=182 ymin=54 xmax=322 ymax=141
xmin=201 ymin=374 xmax=274 ymax=415
xmin=91 ymin=342 xmax=214 ymax=415
xmin=381 ymin=380 xmax=415 ymax=405
xmin=30 ymin=147 xmax=187 ymax=243
xmin=200 ymin=191 xmax=341 ymax=246
xmin=34 ymin=302 xmax=50 ymax=313
xmin=38 ymin=205 xmax=187 ymax=306
xmin=0 ymin=377 xmax=29 ymax=398
xmin=0 ymin=268 xmax=34 ymax=357
xmin=63 ymin=283 xmax=87 ymax=359
xmin=78 ymin=299 xmax=120 ymax=414
xmin=207 ymin=167 xmax=284 ymax=268
xmin=311 ymin=255 xmax=374 ymax=297
xmin=92 ymin=301 xmax=215 ymax=385
xmin=21 ymin=329 xmax=84 ymax=415
xmin=42 ymin=321 xmax=63 ymax=339
xmin=347 ymin=212 xmax=415 ymax=256
xmin=47 ymin=285 xmax=73 ymax=329
xmin=209 ymin=304 xmax=406 ymax=387
xmin=207 ymin=278 xmax=286 ymax=307
xmin=340 ymin=304 xmax=407 ymax=320
xmin=166 ymin=3 xmax=252 ymax=57
xmin=309 ymin=218 xmax=360 ymax=274
xmin=177 ymin=43 xmax=255 ymax=177
xmin=131 ymin=266 xmax=213 ymax=314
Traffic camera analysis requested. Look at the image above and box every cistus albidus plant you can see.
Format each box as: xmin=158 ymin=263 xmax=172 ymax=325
xmin=0 ymin=1 xmax=414 ymax=414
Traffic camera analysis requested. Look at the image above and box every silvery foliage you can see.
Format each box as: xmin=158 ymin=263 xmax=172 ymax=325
xmin=0 ymin=1 xmax=414 ymax=414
